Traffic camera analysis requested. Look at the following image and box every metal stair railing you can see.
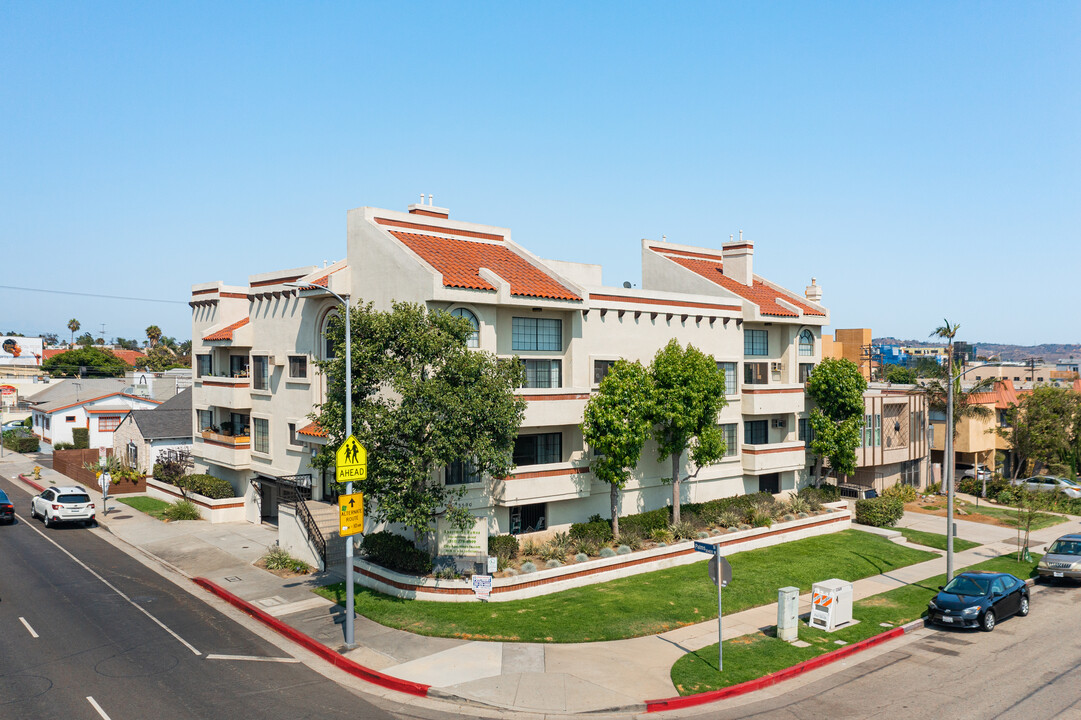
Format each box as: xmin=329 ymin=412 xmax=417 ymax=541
xmin=295 ymin=499 xmax=327 ymax=568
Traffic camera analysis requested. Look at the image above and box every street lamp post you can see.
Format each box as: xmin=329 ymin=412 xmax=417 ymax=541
xmin=285 ymin=282 xmax=355 ymax=650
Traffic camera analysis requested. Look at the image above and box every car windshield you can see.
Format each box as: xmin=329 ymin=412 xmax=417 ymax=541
xmin=0 ymin=490 xmax=9 ymax=503
xmin=1049 ymin=540 xmax=1081 ymax=555
xmin=58 ymin=494 xmax=91 ymax=504
xmin=943 ymin=576 xmax=990 ymax=596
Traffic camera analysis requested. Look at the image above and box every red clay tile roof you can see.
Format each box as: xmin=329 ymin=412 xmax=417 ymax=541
xmin=389 ymin=231 xmax=581 ymax=301
xmin=203 ymin=317 xmax=249 ymax=341
xmin=650 ymin=247 xmax=826 ymax=318
xmin=297 ymin=422 xmax=327 ymax=438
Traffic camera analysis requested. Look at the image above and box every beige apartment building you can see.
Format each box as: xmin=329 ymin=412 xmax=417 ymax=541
xmin=190 ymin=202 xmax=829 ymax=558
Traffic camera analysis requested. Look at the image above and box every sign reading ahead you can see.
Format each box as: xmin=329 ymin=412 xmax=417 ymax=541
xmin=338 ymin=492 xmax=364 ymax=537
xmin=335 ymin=435 xmax=367 ymax=483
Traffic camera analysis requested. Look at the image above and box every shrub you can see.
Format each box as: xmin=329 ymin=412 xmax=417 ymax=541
xmin=716 ymin=510 xmax=741 ymax=528
xmin=650 ymin=527 xmax=673 ymax=544
xmin=748 ymin=507 xmax=773 ymax=528
xmin=787 ymin=495 xmax=809 ymax=515
xmin=599 ymin=547 xmax=617 ymax=558
xmin=520 ymin=561 xmax=537 ymax=574
xmin=783 ymin=513 xmax=795 ymax=522
xmin=2 ymin=431 xmax=39 ymax=453
xmin=854 ymin=496 xmax=905 ymax=527
xmin=616 ymin=544 xmax=631 ymax=555
xmin=882 ymin=484 xmax=918 ymax=503
xmin=570 ymin=518 xmax=614 ymax=546
xmin=520 ymin=538 xmax=542 ymax=556
xmin=995 ymin=488 xmax=1017 ymax=506
xmin=575 ymin=539 xmax=600 ymax=556
xmin=696 ymin=531 xmax=710 ymax=539
xmin=52 ymin=441 xmax=75 ymax=450
xmin=671 ymin=521 xmax=696 ymax=540
xmin=489 ymin=534 xmax=519 ymax=563
xmin=264 ymin=546 xmax=312 ymax=573
xmin=72 ymin=428 xmax=89 ymax=449
xmin=361 ymin=531 xmax=432 ymax=575
xmin=181 ymin=473 xmax=235 ymax=499
xmin=504 ymin=568 xmax=519 ymax=577
xmin=620 ymin=507 xmax=671 ymax=538
xmin=163 ymin=499 xmax=201 ymax=521
xmin=926 ymin=482 xmax=941 ymax=495
xmin=621 ymin=530 xmax=643 ymax=551
xmin=545 ymin=559 xmax=562 ymax=569
xmin=574 ymin=552 xmax=589 ymax=562
xmin=539 ymin=541 xmax=566 ymax=562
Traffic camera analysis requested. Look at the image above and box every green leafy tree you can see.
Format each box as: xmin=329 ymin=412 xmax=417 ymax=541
xmin=41 ymin=347 xmax=129 ymax=377
xmin=582 ymin=360 xmax=654 ymax=539
xmin=806 ymin=358 xmax=868 ymax=486
xmin=136 ymin=345 xmax=187 ymax=372
xmin=1000 ymin=386 xmax=1081 ymax=478
xmin=76 ymin=331 xmax=95 ymax=347
xmin=67 ymin=318 xmax=80 ymax=345
xmin=312 ymin=302 xmax=526 ymax=536
xmin=115 ymin=337 xmax=141 ymax=351
xmin=41 ymin=333 xmax=59 ymax=346
xmin=145 ymin=325 xmax=163 ymax=348
xmin=647 ymin=340 xmax=728 ymax=525
xmin=884 ymin=365 xmax=918 ymax=385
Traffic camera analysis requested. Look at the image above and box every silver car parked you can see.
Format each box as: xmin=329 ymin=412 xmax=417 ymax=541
xmin=1011 ymin=475 xmax=1081 ymax=499
xmin=1038 ymin=534 xmax=1081 ymax=581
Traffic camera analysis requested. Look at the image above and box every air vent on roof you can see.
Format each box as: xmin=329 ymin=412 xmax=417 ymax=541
xmin=408 ymin=193 xmax=450 ymax=219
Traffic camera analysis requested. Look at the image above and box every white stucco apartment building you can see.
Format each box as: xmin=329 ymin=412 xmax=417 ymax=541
xmin=190 ymin=202 xmax=828 ymax=541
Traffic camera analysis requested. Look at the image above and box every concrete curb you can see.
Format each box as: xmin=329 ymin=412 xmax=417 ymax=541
xmin=192 ymin=577 xmax=431 ymax=699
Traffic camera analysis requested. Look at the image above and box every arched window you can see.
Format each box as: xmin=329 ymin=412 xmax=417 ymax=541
xmin=799 ymin=329 xmax=815 ymax=357
xmin=451 ymin=308 xmax=480 ymax=348
xmin=319 ymin=308 xmax=339 ymax=360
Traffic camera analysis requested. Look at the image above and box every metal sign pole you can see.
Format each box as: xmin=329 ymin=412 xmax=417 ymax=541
xmin=716 ymin=545 xmax=723 ymax=672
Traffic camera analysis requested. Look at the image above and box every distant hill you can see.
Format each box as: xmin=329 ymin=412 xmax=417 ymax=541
xmin=872 ymin=338 xmax=1081 ymax=363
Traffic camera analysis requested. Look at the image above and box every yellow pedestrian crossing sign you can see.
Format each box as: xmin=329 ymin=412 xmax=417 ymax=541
xmin=336 ymin=435 xmax=367 ymax=483
xmin=338 ymin=492 xmax=364 ymax=537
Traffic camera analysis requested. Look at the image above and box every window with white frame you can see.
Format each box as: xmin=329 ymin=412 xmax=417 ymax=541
xmin=717 ymin=362 xmax=737 ymax=395
xmin=522 ymin=359 xmax=561 ymax=388
xmin=798 ymin=329 xmax=815 ymax=356
xmin=253 ymin=417 xmax=269 ymax=454
xmin=451 ymin=308 xmax=480 ymax=348
xmin=744 ymin=329 xmax=768 ymax=356
xmin=512 ymin=317 xmax=561 ymax=351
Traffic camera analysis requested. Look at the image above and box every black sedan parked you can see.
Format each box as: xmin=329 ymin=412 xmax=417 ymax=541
xmin=927 ymin=571 xmax=1029 ymax=632
xmin=0 ymin=488 xmax=14 ymax=524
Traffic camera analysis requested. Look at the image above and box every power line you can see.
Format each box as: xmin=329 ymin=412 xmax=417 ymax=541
xmin=0 ymin=285 xmax=187 ymax=305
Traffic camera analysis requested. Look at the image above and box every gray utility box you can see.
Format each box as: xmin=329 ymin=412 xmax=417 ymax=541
xmin=809 ymin=578 xmax=854 ymax=631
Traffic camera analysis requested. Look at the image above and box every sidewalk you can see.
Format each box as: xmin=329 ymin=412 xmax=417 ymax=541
xmin=4 ymin=448 xmax=1076 ymax=715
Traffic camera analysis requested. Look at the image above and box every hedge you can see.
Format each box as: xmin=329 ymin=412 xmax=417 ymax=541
xmin=855 ymin=496 xmax=905 ymax=527
xmin=72 ymin=428 xmax=89 ymax=449
xmin=361 ymin=531 xmax=432 ymax=575
xmin=489 ymin=534 xmax=520 ymax=562
xmin=155 ymin=471 xmax=235 ymax=499
xmin=2 ymin=431 xmax=39 ymax=453
xmin=569 ymin=518 xmax=613 ymax=545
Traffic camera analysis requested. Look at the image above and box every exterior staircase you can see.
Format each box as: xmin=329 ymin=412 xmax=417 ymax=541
xmin=300 ymin=500 xmax=347 ymax=571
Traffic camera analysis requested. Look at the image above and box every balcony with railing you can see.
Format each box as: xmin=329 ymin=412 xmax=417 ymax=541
xmin=740 ymin=383 xmax=806 ymax=416
xmin=196 ymin=374 xmax=252 ymax=409
xmin=491 ymin=462 xmax=593 ymax=505
xmin=196 ymin=428 xmax=251 ymax=470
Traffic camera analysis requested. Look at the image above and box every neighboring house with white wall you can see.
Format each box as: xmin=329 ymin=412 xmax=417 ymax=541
xmin=26 ymin=378 xmax=164 ymax=448
xmin=112 ymin=388 xmax=193 ymax=474
xmin=190 ymin=201 xmax=829 ymax=555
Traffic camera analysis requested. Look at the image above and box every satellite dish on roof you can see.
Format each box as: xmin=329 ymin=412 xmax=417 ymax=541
xmin=623 ymin=281 xmax=632 ymax=289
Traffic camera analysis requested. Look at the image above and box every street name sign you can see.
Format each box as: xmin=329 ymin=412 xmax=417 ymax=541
xmin=336 ymin=435 xmax=367 ymax=483
xmin=694 ymin=541 xmax=715 ymax=554
xmin=338 ymin=492 xmax=364 ymax=537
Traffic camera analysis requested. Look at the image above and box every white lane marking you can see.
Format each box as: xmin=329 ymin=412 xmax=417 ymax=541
xmin=15 ymin=511 xmax=202 ymax=656
xmin=87 ymin=696 xmax=113 ymax=720
xmin=205 ymin=653 xmax=301 ymax=663
xmin=18 ymin=617 xmax=39 ymax=638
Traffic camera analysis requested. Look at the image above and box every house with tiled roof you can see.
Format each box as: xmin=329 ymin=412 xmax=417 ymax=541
xmin=111 ymin=388 xmax=193 ymax=474
xmin=190 ymin=200 xmax=837 ymax=567
xmin=25 ymin=378 xmax=164 ymax=449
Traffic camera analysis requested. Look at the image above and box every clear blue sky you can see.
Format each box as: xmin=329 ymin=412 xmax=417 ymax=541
xmin=2 ymin=2 xmax=1078 ymax=347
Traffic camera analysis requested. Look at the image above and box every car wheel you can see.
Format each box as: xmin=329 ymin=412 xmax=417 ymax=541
xmin=981 ymin=610 xmax=996 ymax=632
xmin=29 ymin=504 xmax=37 ymax=520
xmin=1019 ymin=596 xmax=1030 ymax=617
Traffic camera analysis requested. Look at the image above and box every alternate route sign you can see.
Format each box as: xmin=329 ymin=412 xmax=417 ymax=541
xmin=335 ymin=435 xmax=367 ymax=483
xmin=338 ymin=492 xmax=364 ymax=537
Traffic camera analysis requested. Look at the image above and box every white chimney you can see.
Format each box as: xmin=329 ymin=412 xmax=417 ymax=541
xmin=721 ymin=234 xmax=754 ymax=286
xmin=805 ymin=277 xmax=823 ymax=303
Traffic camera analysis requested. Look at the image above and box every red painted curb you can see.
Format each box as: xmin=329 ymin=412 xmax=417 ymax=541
xmin=645 ymin=625 xmax=906 ymax=712
xmin=19 ymin=474 xmax=46 ymax=493
xmin=192 ymin=577 xmax=431 ymax=698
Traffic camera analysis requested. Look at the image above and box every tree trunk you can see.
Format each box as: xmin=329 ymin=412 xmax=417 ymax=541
xmin=610 ymin=483 xmax=620 ymax=540
xmin=814 ymin=457 xmax=824 ymax=488
xmin=671 ymin=453 xmax=681 ymax=526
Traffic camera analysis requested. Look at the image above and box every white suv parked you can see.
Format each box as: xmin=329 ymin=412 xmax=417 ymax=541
xmin=30 ymin=486 xmax=96 ymax=527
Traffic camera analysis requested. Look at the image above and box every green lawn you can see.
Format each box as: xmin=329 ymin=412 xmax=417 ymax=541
xmin=313 ymin=530 xmax=937 ymax=643
xmin=964 ymin=503 xmax=1067 ymax=531
xmin=889 ymin=527 xmax=981 ymax=553
xmin=117 ymin=496 xmax=172 ymax=520
xmin=670 ymin=553 xmax=1041 ymax=695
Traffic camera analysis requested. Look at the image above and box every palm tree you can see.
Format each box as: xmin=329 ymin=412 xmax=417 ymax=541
xmin=67 ymin=318 xmax=80 ymax=346
xmin=145 ymin=325 xmax=162 ymax=349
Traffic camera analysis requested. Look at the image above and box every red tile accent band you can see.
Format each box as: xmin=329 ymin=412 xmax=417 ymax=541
xmin=250 ymin=276 xmax=303 ymax=288
xmin=200 ymin=380 xmax=251 ymax=388
xmin=517 ymin=393 xmax=591 ymax=401
xmin=505 ymin=466 xmax=590 ymax=480
xmin=220 ymin=292 xmax=248 ymax=300
xmin=588 ymin=293 xmax=740 ymax=313
xmin=742 ymin=388 xmax=805 ymax=394
xmin=375 ymin=216 xmax=505 ymax=242
xmin=743 ymin=445 xmax=806 ymax=455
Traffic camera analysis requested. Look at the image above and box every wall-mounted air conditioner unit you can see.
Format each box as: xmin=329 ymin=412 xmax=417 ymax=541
xmin=771 ymin=362 xmax=784 ymax=372
xmin=772 ymin=418 xmax=787 ymax=428
xmin=269 ymin=355 xmax=285 ymax=366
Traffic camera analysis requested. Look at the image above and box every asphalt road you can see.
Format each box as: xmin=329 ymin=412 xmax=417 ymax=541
xmin=696 ymin=580 xmax=1081 ymax=720
xmin=0 ymin=475 xmax=398 ymax=720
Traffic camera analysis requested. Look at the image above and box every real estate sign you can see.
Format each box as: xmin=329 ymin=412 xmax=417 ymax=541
xmin=0 ymin=337 xmax=43 ymax=366
xmin=436 ymin=516 xmax=488 ymax=557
